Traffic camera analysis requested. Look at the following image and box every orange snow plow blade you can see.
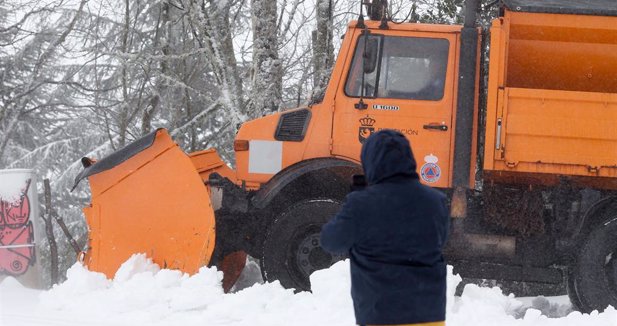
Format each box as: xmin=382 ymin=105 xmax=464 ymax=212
xmin=74 ymin=129 xmax=216 ymax=279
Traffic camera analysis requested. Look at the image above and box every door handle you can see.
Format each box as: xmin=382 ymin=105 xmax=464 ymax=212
xmin=423 ymin=123 xmax=448 ymax=131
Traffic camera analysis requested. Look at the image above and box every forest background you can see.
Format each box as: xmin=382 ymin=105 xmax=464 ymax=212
xmin=0 ymin=0 xmax=494 ymax=284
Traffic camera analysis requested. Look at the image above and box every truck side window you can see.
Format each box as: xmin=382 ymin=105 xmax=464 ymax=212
xmin=344 ymin=34 xmax=383 ymax=99
xmin=345 ymin=36 xmax=449 ymax=101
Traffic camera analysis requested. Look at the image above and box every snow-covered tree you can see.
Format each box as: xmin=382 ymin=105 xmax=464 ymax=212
xmin=310 ymin=0 xmax=334 ymax=103
xmin=248 ymin=0 xmax=282 ymax=118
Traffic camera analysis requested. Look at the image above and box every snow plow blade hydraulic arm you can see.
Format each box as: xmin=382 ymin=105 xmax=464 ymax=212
xmin=73 ymin=129 xmax=216 ymax=278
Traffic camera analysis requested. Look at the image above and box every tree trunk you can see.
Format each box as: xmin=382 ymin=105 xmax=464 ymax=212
xmin=118 ymin=0 xmax=131 ymax=147
xmin=250 ymin=0 xmax=282 ymax=117
xmin=311 ymin=0 xmax=334 ymax=102
xmin=43 ymin=179 xmax=59 ymax=285
xmin=142 ymin=2 xmax=170 ymax=135
xmin=189 ymin=0 xmax=246 ymax=124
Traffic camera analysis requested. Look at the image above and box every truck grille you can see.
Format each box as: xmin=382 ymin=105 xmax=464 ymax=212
xmin=274 ymin=109 xmax=311 ymax=141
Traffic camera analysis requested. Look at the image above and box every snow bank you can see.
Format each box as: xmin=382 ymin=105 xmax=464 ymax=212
xmin=0 ymin=276 xmax=44 ymax=324
xmin=37 ymin=254 xmax=354 ymax=326
xmin=450 ymin=281 xmax=617 ymax=326
xmin=2 ymin=254 xmax=617 ymax=326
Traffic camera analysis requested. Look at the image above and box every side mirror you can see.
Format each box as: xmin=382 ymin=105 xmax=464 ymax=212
xmin=363 ymin=38 xmax=379 ymax=74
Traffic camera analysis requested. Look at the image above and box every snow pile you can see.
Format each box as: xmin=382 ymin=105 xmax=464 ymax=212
xmin=0 ymin=170 xmax=29 ymax=203
xmin=0 ymin=276 xmax=43 ymax=324
xmin=2 ymin=254 xmax=617 ymax=326
xmin=450 ymin=280 xmax=617 ymax=326
xmin=36 ymin=254 xmax=354 ymax=325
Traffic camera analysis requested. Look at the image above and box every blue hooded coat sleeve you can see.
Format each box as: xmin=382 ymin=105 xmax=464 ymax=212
xmin=320 ymin=193 xmax=361 ymax=254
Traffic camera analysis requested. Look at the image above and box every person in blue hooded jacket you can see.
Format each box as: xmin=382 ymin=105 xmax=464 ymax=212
xmin=320 ymin=129 xmax=449 ymax=326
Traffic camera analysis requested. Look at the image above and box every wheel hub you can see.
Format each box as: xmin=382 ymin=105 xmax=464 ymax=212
xmin=295 ymin=232 xmax=335 ymax=277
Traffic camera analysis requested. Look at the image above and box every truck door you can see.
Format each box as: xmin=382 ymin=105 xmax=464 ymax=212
xmin=331 ymin=30 xmax=459 ymax=188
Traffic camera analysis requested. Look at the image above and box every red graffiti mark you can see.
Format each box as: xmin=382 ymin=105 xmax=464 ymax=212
xmin=0 ymin=223 xmax=34 ymax=275
xmin=3 ymin=185 xmax=31 ymax=227
xmin=0 ymin=179 xmax=35 ymax=277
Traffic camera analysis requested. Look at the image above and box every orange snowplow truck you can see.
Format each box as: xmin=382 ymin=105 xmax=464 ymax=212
xmin=74 ymin=0 xmax=617 ymax=311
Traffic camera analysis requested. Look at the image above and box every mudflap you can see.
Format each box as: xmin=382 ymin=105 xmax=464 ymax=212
xmin=219 ymin=251 xmax=248 ymax=292
xmin=77 ymin=129 xmax=216 ymax=279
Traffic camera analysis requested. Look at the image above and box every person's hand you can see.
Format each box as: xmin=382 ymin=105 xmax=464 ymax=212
xmin=350 ymin=174 xmax=367 ymax=192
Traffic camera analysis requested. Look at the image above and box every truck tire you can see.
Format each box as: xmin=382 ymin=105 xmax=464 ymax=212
xmin=570 ymin=206 xmax=617 ymax=312
xmin=566 ymin=267 xmax=584 ymax=311
xmin=260 ymin=199 xmax=344 ymax=291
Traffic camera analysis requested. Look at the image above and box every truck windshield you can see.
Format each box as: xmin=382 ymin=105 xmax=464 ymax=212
xmin=345 ymin=35 xmax=450 ymax=101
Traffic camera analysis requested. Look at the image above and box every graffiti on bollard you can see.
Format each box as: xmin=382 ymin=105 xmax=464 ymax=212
xmin=0 ymin=178 xmax=36 ymax=276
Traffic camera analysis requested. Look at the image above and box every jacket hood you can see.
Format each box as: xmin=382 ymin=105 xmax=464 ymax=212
xmin=360 ymin=129 xmax=418 ymax=184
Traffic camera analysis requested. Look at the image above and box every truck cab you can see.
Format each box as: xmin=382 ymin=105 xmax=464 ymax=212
xmin=233 ymin=20 xmax=478 ymax=190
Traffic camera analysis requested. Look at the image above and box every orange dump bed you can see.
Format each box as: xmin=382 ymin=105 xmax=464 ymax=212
xmin=484 ymin=10 xmax=617 ymax=188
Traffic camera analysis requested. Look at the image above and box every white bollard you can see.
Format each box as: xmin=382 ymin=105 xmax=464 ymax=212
xmin=0 ymin=169 xmax=43 ymax=289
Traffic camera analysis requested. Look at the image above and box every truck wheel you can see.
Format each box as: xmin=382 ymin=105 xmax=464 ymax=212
xmin=566 ymin=266 xmax=584 ymax=310
xmin=571 ymin=208 xmax=617 ymax=312
xmin=260 ymin=199 xmax=344 ymax=291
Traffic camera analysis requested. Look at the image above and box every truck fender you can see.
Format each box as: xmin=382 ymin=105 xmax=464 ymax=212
xmin=575 ymin=194 xmax=617 ymax=241
xmin=251 ymin=158 xmax=361 ymax=210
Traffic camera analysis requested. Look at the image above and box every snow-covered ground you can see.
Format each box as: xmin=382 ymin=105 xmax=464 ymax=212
xmin=1 ymin=255 xmax=616 ymax=326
